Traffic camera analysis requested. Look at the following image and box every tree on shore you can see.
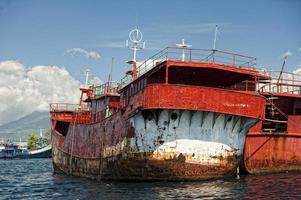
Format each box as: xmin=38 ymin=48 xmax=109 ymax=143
xmin=44 ymin=130 xmax=51 ymax=145
xmin=27 ymin=135 xmax=38 ymax=150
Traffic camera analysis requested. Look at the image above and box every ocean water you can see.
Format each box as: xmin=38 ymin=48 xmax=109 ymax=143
xmin=0 ymin=159 xmax=301 ymax=200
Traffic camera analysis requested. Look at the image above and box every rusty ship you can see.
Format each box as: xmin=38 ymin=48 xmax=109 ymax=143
xmin=50 ymin=28 xmax=268 ymax=181
xmin=243 ymin=69 xmax=301 ymax=174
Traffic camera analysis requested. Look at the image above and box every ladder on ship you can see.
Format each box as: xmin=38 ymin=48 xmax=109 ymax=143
xmin=262 ymin=96 xmax=288 ymax=133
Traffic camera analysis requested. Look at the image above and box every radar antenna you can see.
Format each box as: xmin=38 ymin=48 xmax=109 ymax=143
xmin=126 ymin=27 xmax=145 ymax=62
xmin=176 ymin=39 xmax=191 ymax=61
xmin=126 ymin=27 xmax=145 ymax=79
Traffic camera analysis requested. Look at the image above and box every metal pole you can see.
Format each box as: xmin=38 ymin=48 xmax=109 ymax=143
xmin=85 ymin=69 xmax=90 ymax=88
xmin=213 ymin=25 xmax=218 ymax=50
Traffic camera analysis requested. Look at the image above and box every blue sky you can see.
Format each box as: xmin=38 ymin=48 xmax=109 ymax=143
xmin=0 ymin=0 xmax=300 ymax=83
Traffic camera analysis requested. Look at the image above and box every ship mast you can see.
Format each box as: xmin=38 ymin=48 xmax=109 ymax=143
xmin=84 ymin=69 xmax=90 ymax=88
xmin=276 ymin=54 xmax=289 ymax=85
xmin=213 ymin=24 xmax=218 ymax=50
xmin=126 ymin=27 xmax=145 ymax=80
xmin=176 ymin=39 xmax=191 ymax=61
xmin=79 ymin=69 xmax=91 ymax=106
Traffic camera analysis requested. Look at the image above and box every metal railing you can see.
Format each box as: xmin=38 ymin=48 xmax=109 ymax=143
xmin=93 ymin=82 xmax=120 ymax=97
xmin=259 ymin=71 xmax=301 ymax=94
xmin=50 ymin=103 xmax=91 ymax=124
xmin=121 ymin=47 xmax=266 ymax=87
xmin=50 ymin=103 xmax=90 ymax=112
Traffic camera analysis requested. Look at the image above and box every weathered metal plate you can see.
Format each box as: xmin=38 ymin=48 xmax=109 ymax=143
xmin=244 ymin=135 xmax=301 ymax=174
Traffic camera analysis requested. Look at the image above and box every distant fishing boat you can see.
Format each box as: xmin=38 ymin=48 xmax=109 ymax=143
xmin=0 ymin=144 xmax=51 ymax=159
xmin=17 ymin=145 xmax=52 ymax=159
xmin=0 ymin=143 xmax=5 ymax=159
xmin=0 ymin=130 xmax=52 ymax=159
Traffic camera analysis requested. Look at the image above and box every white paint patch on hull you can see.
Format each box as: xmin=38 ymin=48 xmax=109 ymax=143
xmin=153 ymin=139 xmax=235 ymax=165
xmin=129 ymin=110 xmax=257 ymax=163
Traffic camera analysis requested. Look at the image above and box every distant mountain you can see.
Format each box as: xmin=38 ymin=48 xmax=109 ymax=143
xmin=0 ymin=111 xmax=50 ymax=140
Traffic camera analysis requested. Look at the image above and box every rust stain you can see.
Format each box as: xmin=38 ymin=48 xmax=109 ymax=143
xmin=244 ymin=135 xmax=301 ymax=174
xmin=52 ymin=141 xmax=239 ymax=181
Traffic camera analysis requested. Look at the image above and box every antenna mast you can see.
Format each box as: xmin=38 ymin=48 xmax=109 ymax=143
xmin=213 ymin=25 xmax=218 ymax=50
xmin=110 ymin=57 xmax=114 ymax=83
xmin=84 ymin=69 xmax=90 ymax=88
xmin=126 ymin=27 xmax=145 ymax=80
xmin=277 ymin=55 xmax=288 ymax=85
xmin=176 ymin=39 xmax=191 ymax=61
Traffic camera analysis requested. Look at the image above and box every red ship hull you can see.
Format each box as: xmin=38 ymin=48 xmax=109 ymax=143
xmin=50 ymin=48 xmax=268 ymax=181
xmin=243 ymin=88 xmax=301 ymax=174
xmin=51 ymin=84 xmax=265 ymax=180
xmin=244 ymin=134 xmax=301 ymax=174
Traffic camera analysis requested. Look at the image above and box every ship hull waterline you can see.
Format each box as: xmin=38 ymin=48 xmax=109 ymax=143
xmin=52 ymin=109 xmax=258 ymax=181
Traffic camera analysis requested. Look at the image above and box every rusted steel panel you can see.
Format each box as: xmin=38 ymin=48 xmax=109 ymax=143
xmin=143 ymin=84 xmax=265 ymax=119
xmin=52 ymin=131 xmax=239 ymax=181
xmin=244 ymin=135 xmax=301 ymax=174
xmin=287 ymin=116 xmax=301 ymax=134
xmin=248 ymin=121 xmax=262 ymax=134
xmin=52 ymin=144 xmax=101 ymax=179
xmin=51 ymin=111 xmax=91 ymax=124
xmin=101 ymin=152 xmax=238 ymax=181
xmin=51 ymin=82 xmax=265 ymax=180
xmin=52 ymin=142 xmax=237 ymax=181
xmin=51 ymin=107 xmax=259 ymax=180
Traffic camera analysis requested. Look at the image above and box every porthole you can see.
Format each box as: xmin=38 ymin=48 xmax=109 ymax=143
xmin=171 ymin=112 xmax=178 ymax=120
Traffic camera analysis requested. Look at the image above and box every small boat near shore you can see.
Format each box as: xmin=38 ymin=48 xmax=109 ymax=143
xmin=0 ymin=143 xmax=51 ymax=159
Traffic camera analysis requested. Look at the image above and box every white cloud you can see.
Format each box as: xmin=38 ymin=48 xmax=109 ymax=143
xmin=299 ymin=48 xmax=301 ymax=52
xmin=294 ymin=67 xmax=301 ymax=75
xmin=89 ymin=76 xmax=102 ymax=86
xmin=65 ymin=48 xmax=100 ymax=60
xmin=281 ymin=50 xmax=293 ymax=59
xmin=0 ymin=60 xmax=81 ymax=125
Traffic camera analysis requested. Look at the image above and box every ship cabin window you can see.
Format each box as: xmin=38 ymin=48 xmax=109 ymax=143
xmin=225 ymin=80 xmax=256 ymax=91
xmin=294 ymin=100 xmax=301 ymax=115
xmin=147 ymin=66 xmax=166 ymax=84
xmin=91 ymin=96 xmax=120 ymax=122
xmin=296 ymin=108 xmax=301 ymax=115
xmin=92 ymin=99 xmax=106 ymax=114
xmin=167 ymin=66 xmax=254 ymax=90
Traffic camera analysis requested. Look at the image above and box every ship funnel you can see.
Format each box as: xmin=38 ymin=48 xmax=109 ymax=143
xmin=176 ymin=39 xmax=191 ymax=61
xmin=126 ymin=27 xmax=145 ymax=80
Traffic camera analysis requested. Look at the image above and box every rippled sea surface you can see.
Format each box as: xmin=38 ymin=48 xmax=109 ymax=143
xmin=1 ymin=159 xmax=301 ymax=200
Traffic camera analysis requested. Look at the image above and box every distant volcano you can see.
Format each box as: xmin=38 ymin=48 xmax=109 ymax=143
xmin=0 ymin=111 xmax=50 ymax=141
